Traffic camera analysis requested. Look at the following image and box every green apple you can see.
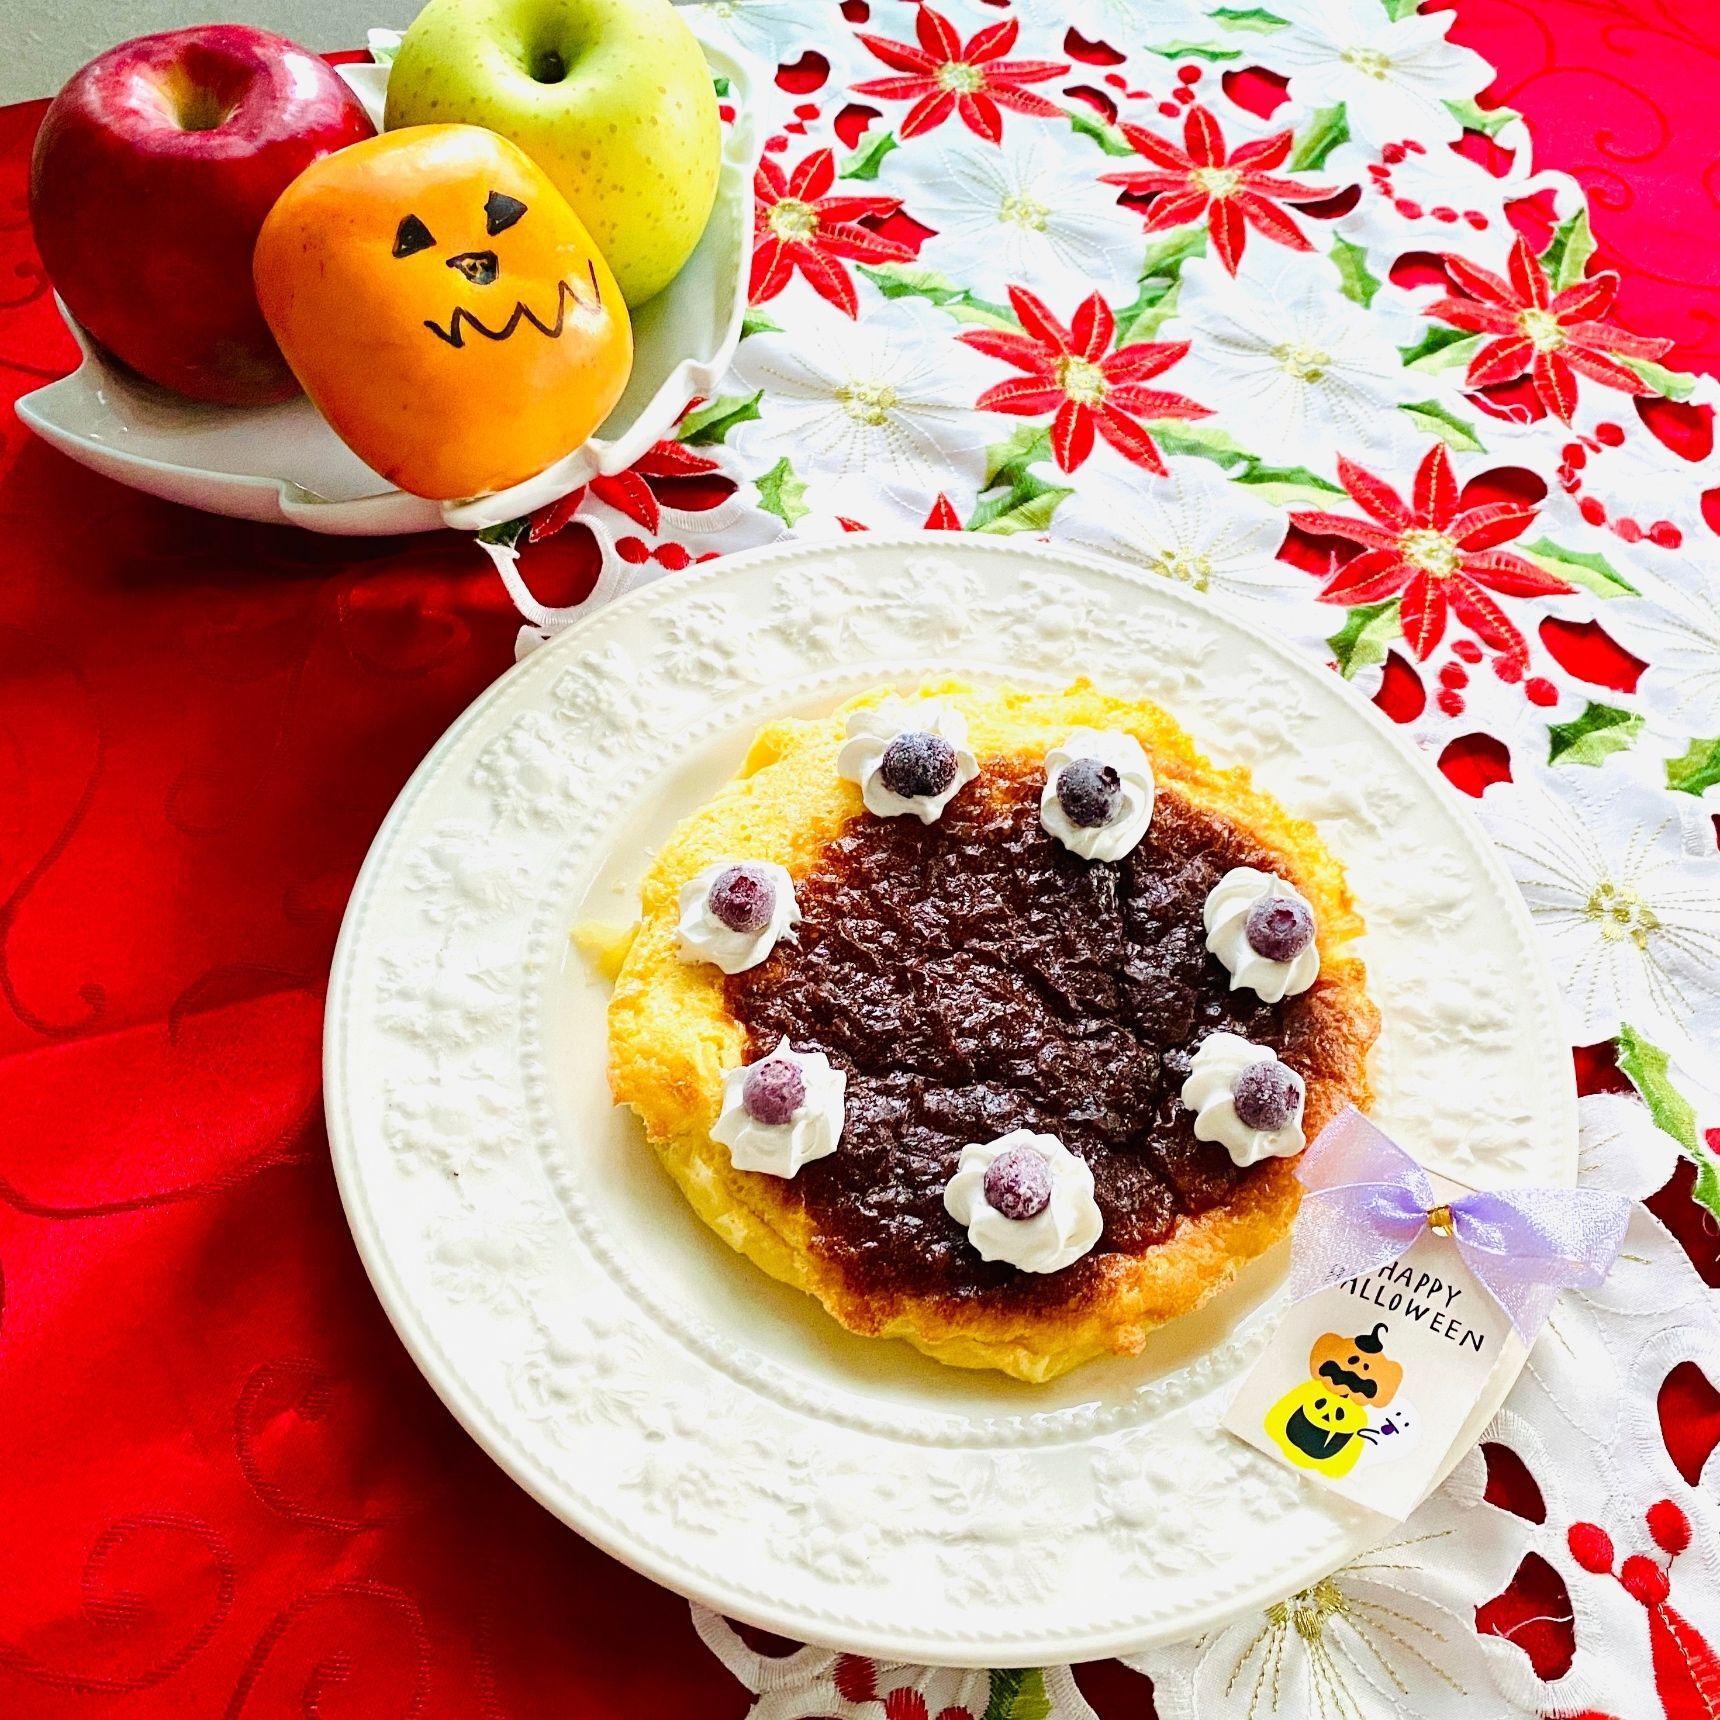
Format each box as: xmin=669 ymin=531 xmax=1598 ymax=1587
xmin=385 ymin=0 xmax=720 ymax=307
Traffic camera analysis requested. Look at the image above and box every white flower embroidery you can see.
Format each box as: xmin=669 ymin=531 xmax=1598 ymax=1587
xmin=1014 ymin=0 xmax=1218 ymax=54
xmin=1577 ymin=1091 xmax=1682 ymax=1203
xmin=1265 ymin=0 xmax=1494 ymax=149
xmin=1052 ymin=451 xmax=1310 ymax=611
xmin=886 ymin=125 xmax=1141 ymax=305
xmin=1127 ymin=1451 xmax=1536 ymax=1720
xmin=1607 ymin=568 xmax=1720 ymax=735
xmin=727 ymin=297 xmax=1000 ymax=523
xmin=1477 ymin=759 xmax=1720 ymax=1053
xmin=694 ymin=0 xmax=831 ymax=67
xmin=1164 ymin=246 xmax=1427 ymax=471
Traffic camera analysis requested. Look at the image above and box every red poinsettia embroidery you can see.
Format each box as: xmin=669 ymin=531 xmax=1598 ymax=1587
xmin=1569 ymin=1501 xmax=1720 ymax=1720
xmin=1100 ymin=106 xmax=1336 ymax=274
xmin=854 ymin=8 xmax=1067 ymax=143
xmin=1293 ymin=442 xmax=1571 ymax=669
xmin=1426 ymin=233 xmax=1673 ymax=422
xmin=527 ymin=440 xmax=725 ymax=541
xmin=751 ymin=147 xmax=913 ymax=318
xmin=961 ymin=287 xmax=1209 ymax=474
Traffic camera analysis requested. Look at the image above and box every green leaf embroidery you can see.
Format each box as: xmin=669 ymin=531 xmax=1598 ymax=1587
xmin=860 ymin=260 xmax=967 ymax=305
xmin=1622 ymin=355 xmax=1697 ymax=402
xmin=984 ymin=1668 xmax=1054 ymax=1720
xmin=1233 ymin=467 xmax=1350 ymax=504
xmin=477 ymin=515 xmax=529 ymax=549
xmin=1066 ymin=106 xmax=1136 ymax=157
xmin=1290 ymin=104 xmax=1349 ymax=171
xmin=971 ymin=426 xmax=1068 ymax=534
xmin=1519 ymin=536 xmax=1640 ymax=599
xmin=740 ymin=307 xmax=783 ymax=339
xmin=1615 ymin=1024 xmax=1718 ymax=1218
xmin=1401 ymin=327 xmax=1483 ymax=374
xmin=1139 ymin=225 xmax=1213 ymax=281
xmin=942 ymin=297 xmax=1021 ymax=331
xmin=1114 ymin=226 xmax=1208 ymax=344
xmin=1547 ymin=701 xmax=1643 ymax=766
xmin=983 ymin=424 xmax=1053 ymax=489
xmin=1331 ymin=237 xmax=1382 ymax=308
xmin=367 ymin=28 xmax=403 ymax=65
xmin=1328 ymin=600 xmax=1403 ymax=678
xmin=1143 ymin=421 xmax=1345 ymax=499
xmin=1117 ymin=279 xmax=1183 ymax=345
xmin=1147 ymin=40 xmax=1244 ymax=62
xmin=1541 ymin=208 xmax=1596 ymax=293
xmin=1400 ymin=399 xmax=1486 ymax=453
xmin=1212 ymin=5 xmax=1291 ymax=30
xmin=1444 ymin=94 xmax=1520 ymax=137
xmin=858 ymin=263 xmax=1017 ymax=329
xmin=678 ymin=390 xmax=763 ymax=446
xmin=712 ymin=74 xmax=731 ymax=98
xmin=839 ymin=127 xmax=899 ymax=180
xmin=1380 ymin=0 xmax=1422 ymax=18
xmin=755 ymin=456 xmax=809 ymax=528
xmin=971 ymin=483 xmax=1072 ymax=535
xmin=1617 ymin=1025 xmax=1699 ymax=1151
xmin=1665 ymin=737 xmax=1720 ymax=797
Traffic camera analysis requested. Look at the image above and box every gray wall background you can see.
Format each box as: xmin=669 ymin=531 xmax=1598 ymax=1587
xmin=8 ymin=2 xmax=700 ymax=104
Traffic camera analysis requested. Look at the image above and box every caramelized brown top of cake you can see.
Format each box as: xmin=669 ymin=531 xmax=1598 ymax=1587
xmin=726 ymin=760 xmax=1351 ymax=1306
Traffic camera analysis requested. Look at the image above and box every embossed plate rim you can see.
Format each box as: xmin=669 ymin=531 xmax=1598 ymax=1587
xmin=325 ymin=532 xmax=1575 ymax=1665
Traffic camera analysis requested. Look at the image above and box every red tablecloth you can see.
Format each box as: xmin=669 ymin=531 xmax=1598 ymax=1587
xmin=1 ymin=6 xmax=1716 ymax=1714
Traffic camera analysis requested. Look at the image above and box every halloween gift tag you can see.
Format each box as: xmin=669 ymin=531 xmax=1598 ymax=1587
xmin=1225 ymin=1109 xmax=1630 ymax=1521
xmin=1225 ymin=1199 xmax=1519 ymax=1519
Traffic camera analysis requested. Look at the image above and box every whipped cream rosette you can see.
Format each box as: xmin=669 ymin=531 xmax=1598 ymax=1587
xmin=676 ymin=860 xmax=800 ymax=974
xmin=1039 ymin=726 xmax=1155 ymax=861
xmin=711 ymin=1038 xmax=847 ymax=1178
xmin=837 ymin=697 xmax=978 ymax=824
xmin=1181 ymin=1032 xmax=1306 ymax=1167
xmin=943 ymin=1129 xmax=1103 ymax=1273
xmin=1203 ymin=866 xmax=1320 ymax=1003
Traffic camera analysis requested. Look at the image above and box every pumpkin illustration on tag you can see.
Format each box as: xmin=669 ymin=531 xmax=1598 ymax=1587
xmin=1264 ymin=1320 xmax=1405 ymax=1479
xmin=254 ymin=124 xmax=631 ymax=500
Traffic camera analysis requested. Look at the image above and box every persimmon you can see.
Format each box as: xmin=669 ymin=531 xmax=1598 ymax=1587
xmin=255 ymin=124 xmax=631 ymax=500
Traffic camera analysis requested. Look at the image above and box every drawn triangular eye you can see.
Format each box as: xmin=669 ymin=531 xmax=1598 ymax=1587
xmin=393 ymin=213 xmax=435 ymax=258
xmin=485 ymin=191 xmax=527 ymax=235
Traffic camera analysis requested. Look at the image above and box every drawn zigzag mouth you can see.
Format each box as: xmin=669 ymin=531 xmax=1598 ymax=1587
xmin=425 ymin=259 xmax=602 ymax=350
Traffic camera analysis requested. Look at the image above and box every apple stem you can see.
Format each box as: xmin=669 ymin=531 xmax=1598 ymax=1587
xmin=530 ymin=48 xmax=567 ymax=84
xmin=170 ymin=79 xmax=230 ymax=131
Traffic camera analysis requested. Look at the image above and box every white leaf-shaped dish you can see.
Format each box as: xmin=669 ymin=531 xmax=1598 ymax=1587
xmin=14 ymin=30 xmax=759 ymax=537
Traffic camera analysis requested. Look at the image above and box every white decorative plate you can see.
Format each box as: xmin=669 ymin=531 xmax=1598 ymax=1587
xmin=14 ymin=31 xmax=758 ymax=537
xmin=325 ymin=535 xmax=1575 ymax=1665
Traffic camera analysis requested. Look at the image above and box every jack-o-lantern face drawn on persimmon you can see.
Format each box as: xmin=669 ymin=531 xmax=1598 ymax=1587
xmin=388 ymin=187 xmax=605 ymax=350
xmin=255 ymin=125 xmax=631 ymax=501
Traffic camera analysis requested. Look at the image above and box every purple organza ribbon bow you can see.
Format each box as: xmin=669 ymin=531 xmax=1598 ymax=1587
xmin=1287 ymin=1108 xmax=1632 ymax=1341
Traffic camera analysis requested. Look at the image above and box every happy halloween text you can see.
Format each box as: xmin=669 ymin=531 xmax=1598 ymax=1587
xmin=1344 ymin=1264 xmax=1488 ymax=1352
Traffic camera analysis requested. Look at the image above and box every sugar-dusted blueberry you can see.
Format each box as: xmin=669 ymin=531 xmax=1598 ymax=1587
xmin=742 ymin=1058 xmax=806 ymax=1126
xmin=1232 ymin=1059 xmax=1302 ymax=1132
xmin=983 ymin=1144 xmax=1053 ymax=1221
xmin=708 ymin=865 xmax=776 ymax=935
xmin=1244 ymin=892 xmax=1314 ymax=962
xmin=1056 ymin=757 xmax=1122 ymax=829
xmin=880 ymin=731 xmax=958 ymax=800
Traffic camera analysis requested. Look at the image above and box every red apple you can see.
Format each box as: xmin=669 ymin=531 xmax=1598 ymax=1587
xmin=29 ymin=26 xmax=374 ymax=405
